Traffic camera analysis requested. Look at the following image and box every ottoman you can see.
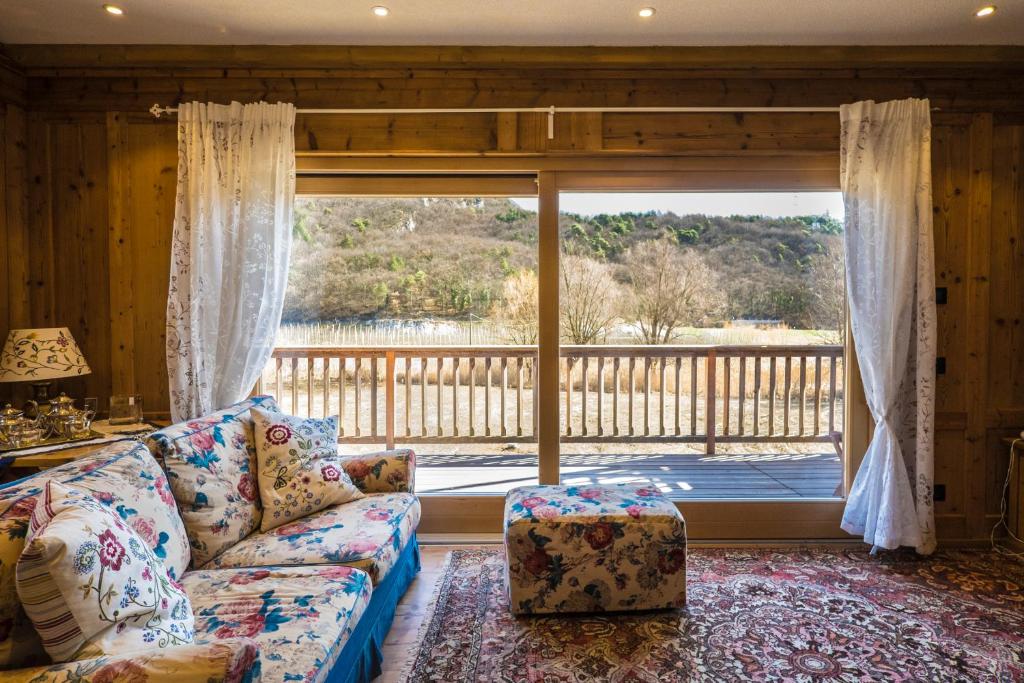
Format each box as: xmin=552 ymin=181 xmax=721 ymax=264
xmin=504 ymin=483 xmax=687 ymax=614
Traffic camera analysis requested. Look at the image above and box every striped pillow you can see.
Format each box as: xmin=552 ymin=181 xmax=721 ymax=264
xmin=15 ymin=481 xmax=195 ymax=662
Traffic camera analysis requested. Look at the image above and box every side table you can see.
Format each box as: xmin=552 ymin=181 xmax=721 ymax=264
xmin=1 ymin=419 xmax=164 ymax=479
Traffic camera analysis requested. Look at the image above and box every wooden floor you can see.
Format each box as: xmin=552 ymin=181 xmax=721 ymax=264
xmin=377 ymin=544 xmax=458 ymax=683
xmin=415 ymin=450 xmax=842 ymax=498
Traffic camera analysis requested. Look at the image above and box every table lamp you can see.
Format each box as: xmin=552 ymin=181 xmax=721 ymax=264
xmin=0 ymin=328 xmax=91 ymax=404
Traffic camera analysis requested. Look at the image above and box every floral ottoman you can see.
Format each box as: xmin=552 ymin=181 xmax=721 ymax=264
xmin=504 ymin=483 xmax=687 ymax=614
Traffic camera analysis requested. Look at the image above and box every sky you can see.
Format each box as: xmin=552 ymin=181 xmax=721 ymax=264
xmin=512 ymin=192 xmax=845 ymax=219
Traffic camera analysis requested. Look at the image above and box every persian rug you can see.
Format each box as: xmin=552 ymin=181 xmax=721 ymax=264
xmin=403 ymin=547 xmax=1024 ymax=682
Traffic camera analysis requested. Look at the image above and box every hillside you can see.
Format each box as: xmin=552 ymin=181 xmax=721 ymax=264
xmin=283 ymin=197 xmax=843 ymax=331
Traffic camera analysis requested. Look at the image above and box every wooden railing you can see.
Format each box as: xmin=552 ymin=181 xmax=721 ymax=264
xmin=256 ymin=344 xmax=843 ymax=453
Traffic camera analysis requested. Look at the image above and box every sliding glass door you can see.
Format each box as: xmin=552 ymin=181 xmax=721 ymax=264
xmin=268 ymin=166 xmax=866 ymax=536
xmin=260 ymin=176 xmax=543 ymax=496
xmin=552 ymin=191 xmax=846 ymax=500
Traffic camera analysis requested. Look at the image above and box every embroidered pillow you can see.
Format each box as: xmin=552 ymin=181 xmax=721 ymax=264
xmin=146 ymin=395 xmax=280 ymax=566
xmin=251 ymin=408 xmax=364 ymax=532
xmin=0 ymin=442 xmax=191 ymax=670
xmin=16 ymin=481 xmax=195 ymax=663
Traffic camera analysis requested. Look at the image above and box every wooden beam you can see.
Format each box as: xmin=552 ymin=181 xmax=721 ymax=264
xmin=8 ymin=45 xmax=1024 ymax=71
xmin=537 ymin=171 xmax=559 ymax=485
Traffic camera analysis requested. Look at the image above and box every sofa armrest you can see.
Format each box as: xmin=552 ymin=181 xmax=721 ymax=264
xmin=340 ymin=449 xmax=416 ymax=494
xmin=0 ymin=639 xmax=261 ymax=683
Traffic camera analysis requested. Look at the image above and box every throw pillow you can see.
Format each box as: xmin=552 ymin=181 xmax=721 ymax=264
xmin=146 ymin=395 xmax=280 ymax=566
xmin=16 ymin=481 xmax=195 ymax=662
xmin=251 ymin=408 xmax=364 ymax=532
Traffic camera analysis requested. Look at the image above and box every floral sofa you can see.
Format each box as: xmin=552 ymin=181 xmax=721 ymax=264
xmin=0 ymin=396 xmax=420 ymax=683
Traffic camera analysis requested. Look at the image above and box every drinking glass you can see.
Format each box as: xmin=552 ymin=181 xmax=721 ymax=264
xmin=83 ymin=397 xmax=98 ymax=421
xmin=110 ymin=394 xmax=143 ymax=425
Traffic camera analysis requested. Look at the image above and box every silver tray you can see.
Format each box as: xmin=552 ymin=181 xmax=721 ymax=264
xmin=0 ymin=429 xmax=106 ymax=455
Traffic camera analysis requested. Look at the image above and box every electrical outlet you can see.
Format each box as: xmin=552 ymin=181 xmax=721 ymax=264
xmin=936 ymin=357 xmax=946 ymax=375
xmin=933 ymin=484 xmax=946 ymax=502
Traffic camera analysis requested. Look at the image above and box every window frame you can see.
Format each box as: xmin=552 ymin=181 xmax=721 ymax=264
xmin=293 ymin=159 xmax=867 ymax=540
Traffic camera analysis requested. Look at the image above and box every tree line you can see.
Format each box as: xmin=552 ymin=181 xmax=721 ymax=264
xmin=284 ymin=197 xmax=844 ymax=343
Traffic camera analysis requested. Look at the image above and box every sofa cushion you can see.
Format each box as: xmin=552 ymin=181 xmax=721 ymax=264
xmin=0 ymin=441 xmax=191 ymax=670
xmin=205 ymin=492 xmax=420 ymax=584
xmin=251 ymin=408 xmax=363 ymax=532
xmin=17 ymin=481 xmax=195 ymax=662
xmin=146 ymin=395 xmax=280 ymax=567
xmin=1 ymin=638 xmax=261 ymax=683
xmin=183 ymin=565 xmax=372 ymax=683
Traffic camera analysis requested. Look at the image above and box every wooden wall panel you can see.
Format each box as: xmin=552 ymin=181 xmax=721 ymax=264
xmin=603 ymin=112 xmax=839 ymax=154
xmin=2 ymin=45 xmax=1022 ymax=541
xmin=0 ymin=102 xmax=30 ymax=407
xmin=45 ymin=122 xmax=111 ymax=403
xmin=931 ymin=124 xmax=971 ymax=415
xmin=296 ymin=113 xmax=497 ymax=153
xmin=989 ymin=125 xmax=1024 ymax=411
xmin=125 ymin=122 xmax=176 ymax=416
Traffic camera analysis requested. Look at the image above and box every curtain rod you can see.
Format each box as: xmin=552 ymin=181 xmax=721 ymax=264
xmin=149 ymin=103 xmax=847 ymax=139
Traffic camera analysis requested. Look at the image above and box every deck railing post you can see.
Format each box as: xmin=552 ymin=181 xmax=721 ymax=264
xmin=705 ymin=349 xmax=717 ymax=455
xmin=385 ymin=351 xmax=396 ymax=449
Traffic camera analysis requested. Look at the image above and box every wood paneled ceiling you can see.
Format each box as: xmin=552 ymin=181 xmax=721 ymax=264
xmin=0 ymin=0 xmax=1020 ymax=46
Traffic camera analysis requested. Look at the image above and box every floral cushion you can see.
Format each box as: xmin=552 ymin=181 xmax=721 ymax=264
xmin=0 ymin=519 xmax=47 ymax=670
xmin=183 ymin=565 xmax=372 ymax=683
xmin=17 ymin=482 xmax=195 ymax=662
xmin=204 ymin=492 xmax=421 ymax=584
xmin=504 ymin=484 xmax=687 ymax=614
xmin=251 ymin=409 xmax=364 ymax=532
xmin=0 ymin=441 xmax=190 ymax=670
xmin=0 ymin=639 xmax=261 ymax=683
xmin=340 ymin=449 xmax=415 ymax=493
xmin=147 ymin=395 xmax=280 ymax=566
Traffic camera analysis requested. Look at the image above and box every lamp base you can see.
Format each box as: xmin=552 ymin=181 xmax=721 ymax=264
xmin=20 ymin=381 xmax=54 ymax=420
xmin=29 ymin=381 xmax=54 ymax=403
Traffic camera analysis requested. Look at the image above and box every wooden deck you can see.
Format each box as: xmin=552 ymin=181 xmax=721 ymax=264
xmin=414 ymin=449 xmax=842 ymax=498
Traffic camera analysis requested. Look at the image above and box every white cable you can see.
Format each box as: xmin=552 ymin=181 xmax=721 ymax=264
xmin=990 ymin=437 xmax=1024 ymax=559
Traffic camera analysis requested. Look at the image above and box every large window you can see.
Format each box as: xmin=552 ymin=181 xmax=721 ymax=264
xmin=260 ymin=186 xmax=847 ymax=500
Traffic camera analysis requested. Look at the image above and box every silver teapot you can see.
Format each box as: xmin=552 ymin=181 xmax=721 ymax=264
xmin=42 ymin=394 xmax=94 ymax=439
xmin=0 ymin=404 xmax=43 ymax=448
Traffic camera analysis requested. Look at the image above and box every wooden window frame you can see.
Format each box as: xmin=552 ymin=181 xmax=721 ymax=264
xmin=295 ymin=158 xmax=868 ymax=540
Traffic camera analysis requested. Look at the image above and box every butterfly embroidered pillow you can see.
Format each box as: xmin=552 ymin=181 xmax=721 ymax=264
xmin=251 ymin=408 xmax=364 ymax=532
xmin=16 ymin=481 xmax=195 ymax=662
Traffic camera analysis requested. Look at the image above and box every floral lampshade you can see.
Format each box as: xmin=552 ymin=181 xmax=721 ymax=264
xmin=0 ymin=328 xmax=92 ymax=382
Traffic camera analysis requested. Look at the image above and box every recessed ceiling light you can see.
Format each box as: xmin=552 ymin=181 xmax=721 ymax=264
xmin=638 ymin=7 xmax=656 ymax=17
xmin=974 ymin=5 xmax=996 ymax=17
xmin=103 ymin=4 xmax=124 ymax=15
xmin=372 ymin=5 xmax=390 ymax=16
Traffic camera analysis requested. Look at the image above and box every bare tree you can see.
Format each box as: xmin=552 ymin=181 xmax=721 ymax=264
xmin=807 ymin=248 xmax=846 ymax=345
xmin=495 ymin=268 xmax=539 ymax=344
xmin=560 ymin=254 xmax=621 ymax=344
xmin=624 ymin=237 xmax=723 ymax=344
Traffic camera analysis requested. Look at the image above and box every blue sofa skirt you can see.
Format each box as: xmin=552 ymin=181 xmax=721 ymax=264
xmin=327 ymin=535 xmax=422 ymax=683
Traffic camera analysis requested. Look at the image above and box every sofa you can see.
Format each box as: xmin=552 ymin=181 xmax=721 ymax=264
xmin=0 ymin=396 xmax=420 ymax=683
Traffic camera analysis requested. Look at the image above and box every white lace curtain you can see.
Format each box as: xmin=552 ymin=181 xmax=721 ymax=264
xmin=166 ymin=101 xmax=296 ymax=422
xmin=840 ymin=98 xmax=937 ymax=554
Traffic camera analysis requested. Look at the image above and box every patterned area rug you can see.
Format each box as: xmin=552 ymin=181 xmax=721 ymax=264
xmin=403 ymin=547 xmax=1024 ymax=682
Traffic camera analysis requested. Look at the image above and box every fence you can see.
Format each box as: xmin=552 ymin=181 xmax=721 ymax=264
xmin=256 ymin=344 xmax=843 ymax=454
